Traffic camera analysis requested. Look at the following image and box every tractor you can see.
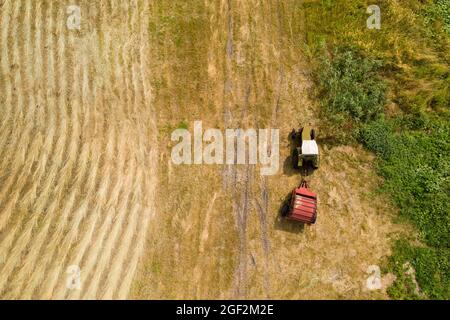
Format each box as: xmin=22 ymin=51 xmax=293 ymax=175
xmin=281 ymin=125 xmax=320 ymax=224
xmin=290 ymin=125 xmax=319 ymax=170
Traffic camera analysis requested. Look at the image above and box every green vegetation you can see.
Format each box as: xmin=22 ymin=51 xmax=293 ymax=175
xmin=177 ymin=120 xmax=189 ymax=130
xmin=361 ymin=116 xmax=449 ymax=245
xmin=316 ymin=47 xmax=387 ymax=142
xmin=361 ymin=116 xmax=449 ymax=300
xmin=318 ymin=48 xmax=386 ymax=123
xmin=305 ymin=0 xmax=449 ymax=299
xmin=423 ymin=0 xmax=450 ymax=37
xmin=387 ymin=240 xmax=449 ymax=300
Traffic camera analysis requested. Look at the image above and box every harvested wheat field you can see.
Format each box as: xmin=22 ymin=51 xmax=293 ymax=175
xmin=0 ymin=0 xmax=157 ymax=299
xmin=0 ymin=0 xmax=411 ymax=299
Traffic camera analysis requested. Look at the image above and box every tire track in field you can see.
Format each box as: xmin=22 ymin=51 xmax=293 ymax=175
xmin=253 ymin=1 xmax=286 ymax=297
xmin=222 ymin=0 xmax=258 ymax=299
xmin=221 ymin=0 xmax=246 ymax=298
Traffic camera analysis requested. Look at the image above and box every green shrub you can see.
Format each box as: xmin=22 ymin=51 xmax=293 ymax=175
xmin=362 ymin=116 xmax=450 ymax=299
xmin=317 ymin=48 xmax=387 ymax=124
xmin=359 ymin=118 xmax=394 ymax=160
xmin=362 ymin=117 xmax=450 ymax=248
xmin=388 ymin=240 xmax=450 ymax=300
xmin=423 ymin=0 xmax=450 ymax=36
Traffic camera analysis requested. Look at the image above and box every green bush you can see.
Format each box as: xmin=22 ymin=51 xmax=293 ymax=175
xmin=423 ymin=0 xmax=450 ymax=36
xmin=362 ymin=116 xmax=449 ymax=299
xmin=359 ymin=118 xmax=394 ymax=160
xmin=317 ymin=48 xmax=387 ymax=124
xmin=362 ymin=117 xmax=450 ymax=248
xmin=388 ymin=240 xmax=450 ymax=300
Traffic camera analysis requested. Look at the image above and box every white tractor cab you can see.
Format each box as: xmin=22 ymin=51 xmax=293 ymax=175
xmin=290 ymin=125 xmax=319 ymax=169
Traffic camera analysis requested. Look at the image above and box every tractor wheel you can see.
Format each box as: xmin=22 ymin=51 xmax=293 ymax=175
xmin=289 ymin=129 xmax=297 ymax=141
xmin=292 ymin=149 xmax=299 ymax=169
xmin=313 ymin=155 xmax=319 ymax=169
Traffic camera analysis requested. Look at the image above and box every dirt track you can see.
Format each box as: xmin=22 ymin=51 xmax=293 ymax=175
xmin=0 ymin=0 xmax=406 ymax=299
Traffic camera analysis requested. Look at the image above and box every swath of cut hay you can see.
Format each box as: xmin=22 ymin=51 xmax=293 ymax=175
xmin=0 ymin=0 xmax=157 ymax=299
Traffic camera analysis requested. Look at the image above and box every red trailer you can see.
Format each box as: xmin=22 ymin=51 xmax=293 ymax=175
xmin=283 ymin=180 xmax=317 ymax=224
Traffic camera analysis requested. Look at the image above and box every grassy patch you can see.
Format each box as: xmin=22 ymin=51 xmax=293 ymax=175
xmin=422 ymin=0 xmax=450 ymax=37
xmin=361 ymin=116 xmax=450 ymax=248
xmin=315 ymin=47 xmax=387 ymax=142
xmin=387 ymin=240 xmax=449 ymax=300
xmin=318 ymin=48 xmax=386 ymax=123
